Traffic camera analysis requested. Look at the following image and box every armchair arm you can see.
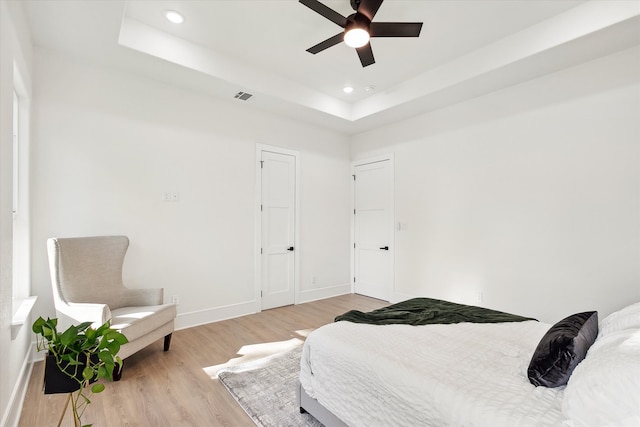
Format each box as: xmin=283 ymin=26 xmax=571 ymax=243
xmin=119 ymin=287 xmax=164 ymax=306
xmin=55 ymin=301 xmax=112 ymax=329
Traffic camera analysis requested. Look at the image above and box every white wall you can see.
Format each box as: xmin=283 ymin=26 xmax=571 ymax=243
xmin=352 ymin=46 xmax=640 ymax=323
xmin=30 ymin=49 xmax=352 ymax=329
xmin=0 ymin=1 xmax=33 ymax=426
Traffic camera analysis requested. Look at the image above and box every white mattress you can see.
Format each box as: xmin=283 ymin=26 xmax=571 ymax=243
xmin=300 ymin=320 xmax=566 ymax=427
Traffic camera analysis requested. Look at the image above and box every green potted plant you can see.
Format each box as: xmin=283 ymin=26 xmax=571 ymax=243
xmin=32 ymin=317 xmax=128 ymax=427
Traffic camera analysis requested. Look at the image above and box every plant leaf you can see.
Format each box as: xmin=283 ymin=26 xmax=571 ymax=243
xmin=42 ymin=325 xmax=53 ymax=340
xmin=95 ymin=322 xmax=110 ymax=335
xmin=76 ymin=321 xmax=92 ymax=332
xmin=82 ymin=367 xmax=94 ymax=381
xmin=107 ymin=341 xmax=121 ymax=355
xmin=97 ymin=365 xmax=107 ymax=379
xmin=60 ymin=326 xmax=79 ymax=347
xmin=85 ymin=328 xmax=97 ymax=341
xmin=98 ymin=351 xmax=113 ymax=364
xmin=32 ymin=316 xmax=46 ymax=334
xmin=106 ymin=330 xmax=128 ymax=345
xmin=90 ymin=383 xmax=105 ymax=394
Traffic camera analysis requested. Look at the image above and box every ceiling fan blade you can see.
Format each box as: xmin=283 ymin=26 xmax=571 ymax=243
xmin=369 ymin=22 xmax=423 ymax=37
xmin=357 ymin=0 xmax=384 ymax=21
xmin=356 ymin=43 xmax=375 ymax=67
xmin=299 ymin=0 xmax=348 ymax=28
xmin=306 ymin=33 xmax=344 ymax=54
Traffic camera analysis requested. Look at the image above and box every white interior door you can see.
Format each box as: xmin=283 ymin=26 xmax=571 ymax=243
xmin=261 ymin=151 xmax=296 ymax=309
xmin=354 ymin=159 xmax=393 ymax=301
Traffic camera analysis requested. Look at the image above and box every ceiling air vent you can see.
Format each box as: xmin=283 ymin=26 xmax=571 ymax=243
xmin=234 ymin=91 xmax=253 ymax=101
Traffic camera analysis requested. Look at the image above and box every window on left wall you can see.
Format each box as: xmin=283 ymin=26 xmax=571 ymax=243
xmin=10 ymin=70 xmax=36 ymax=338
xmin=12 ymin=90 xmax=18 ymax=220
xmin=12 ymin=89 xmax=19 ymax=306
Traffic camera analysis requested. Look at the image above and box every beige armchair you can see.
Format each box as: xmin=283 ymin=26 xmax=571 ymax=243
xmin=47 ymin=235 xmax=177 ymax=379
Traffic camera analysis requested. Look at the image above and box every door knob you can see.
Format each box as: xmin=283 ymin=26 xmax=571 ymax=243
xmin=287 ymin=246 xmax=295 ymax=251
xmin=380 ymin=246 xmax=389 ymax=250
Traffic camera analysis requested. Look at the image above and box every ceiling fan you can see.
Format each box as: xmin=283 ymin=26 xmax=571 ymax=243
xmin=299 ymin=0 xmax=423 ymax=67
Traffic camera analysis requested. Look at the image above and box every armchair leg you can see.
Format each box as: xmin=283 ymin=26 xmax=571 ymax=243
xmin=164 ymin=333 xmax=173 ymax=352
xmin=113 ymin=361 xmax=124 ymax=382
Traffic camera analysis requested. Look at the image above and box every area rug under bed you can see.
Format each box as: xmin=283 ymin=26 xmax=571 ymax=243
xmin=217 ymin=345 xmax=323 ymax=427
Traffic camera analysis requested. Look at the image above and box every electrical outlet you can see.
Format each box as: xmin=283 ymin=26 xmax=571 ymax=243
xmin=171 ymin=295 xmax=179 ymax=305
xmin=163 ymin=191 xmax=180 ymax=202
xmin=477 ymin=292 xmax=483 ymax=304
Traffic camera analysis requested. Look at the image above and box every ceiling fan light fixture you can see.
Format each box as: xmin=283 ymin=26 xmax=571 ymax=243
xmin=344 ymin=28 xmax=370 ymax=48
xmin=165 ymin=10 xmax=184 ymax=24
xmin=300 ymin=0 xmax=422 ymax=67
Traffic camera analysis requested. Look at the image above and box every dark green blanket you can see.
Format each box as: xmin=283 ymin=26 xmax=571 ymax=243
xmin=335 ymin=297 xmax=536 ymax=326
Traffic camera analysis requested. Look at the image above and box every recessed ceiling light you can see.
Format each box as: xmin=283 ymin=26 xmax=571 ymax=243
xmin=165 ymin=10 xmax=184 ymax=24
xmin=343 ymin=86 xmax=354 ymax=94
xmin=365 ymin=85 xmax=376 ymax=92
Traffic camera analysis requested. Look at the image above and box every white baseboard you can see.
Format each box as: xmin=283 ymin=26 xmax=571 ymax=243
xmin=175 ymin=286 xmax=352 ymax=331
xmin=174 ymin=299 xmax=258 ymax=331
xmin=1 ymin=343 xmax=34 ymax=427
xmin=297 ymin=283 xmax=351 ymax=304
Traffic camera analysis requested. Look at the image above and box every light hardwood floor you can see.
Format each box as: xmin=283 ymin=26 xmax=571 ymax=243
xmin=19 ymin=294 xmax=387 ymax=427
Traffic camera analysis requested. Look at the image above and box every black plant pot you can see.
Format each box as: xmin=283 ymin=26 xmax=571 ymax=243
xmin=43 ymin=353 xmax=99 ymax=395
xmin=43 ymin=354 xmax=84 ymax=394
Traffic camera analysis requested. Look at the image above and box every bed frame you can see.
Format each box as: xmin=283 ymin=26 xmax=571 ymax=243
xmin=297 ymin=382 xmax=348 ymax=427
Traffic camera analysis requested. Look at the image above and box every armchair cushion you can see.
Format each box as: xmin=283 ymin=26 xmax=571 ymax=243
xmin=110 ymin=304 xmax=177 ymax=342
xmin=60 ymin=302 xmax=112 ymax=328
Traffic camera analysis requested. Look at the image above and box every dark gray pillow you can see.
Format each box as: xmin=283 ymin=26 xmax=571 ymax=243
xmin=527 ymin=311 xmax=598 ymax=388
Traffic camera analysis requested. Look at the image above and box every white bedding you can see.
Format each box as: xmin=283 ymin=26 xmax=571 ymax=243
xmin=300 ymin=320 xmax=566 ymax=427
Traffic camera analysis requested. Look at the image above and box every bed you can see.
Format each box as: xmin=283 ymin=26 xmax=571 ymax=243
xmin=298 ymin=298 xmax=640 ymax=427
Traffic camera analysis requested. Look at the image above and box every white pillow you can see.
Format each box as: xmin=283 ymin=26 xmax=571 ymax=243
xmin=599 ymin=302 xmax=640 ymax=337
xmin=562 ymin=328 xmax=640 ymax=427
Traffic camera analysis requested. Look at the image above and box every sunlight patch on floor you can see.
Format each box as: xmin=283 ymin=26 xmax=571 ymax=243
xmin=203 ymin=337 xmax=303 ymax=379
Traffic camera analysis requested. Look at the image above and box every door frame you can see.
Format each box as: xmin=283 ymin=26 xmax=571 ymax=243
xmin=255 ymin=144 xmax=301 ymax=312
xmin=351 ymin=154 xmax=395 ymax=299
